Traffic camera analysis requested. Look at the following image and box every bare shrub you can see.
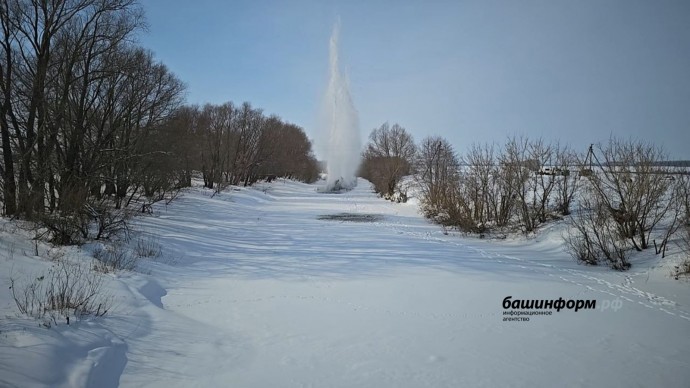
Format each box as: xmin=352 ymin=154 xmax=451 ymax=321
xmin=671 ymin=177 xmax=690 ymax=278
xmin=526 ymin=139 xmax=557 ymax=226
xmin=564 ymin=139 xmax=686 ymax=270
xmin=678 ymin=174 xmax=690 ymax=224
xmin=503 ymin=137 xmax=542 ymax=233
xmin=653 ymin=178 xmax=686 ymax=257
xmin=459 ymin=143 xmax=496 ymax=231
xmin=134 ymin=235 xmax=162 ymax=258
xmin=38 ymin=212 xmax=90 ymax=246
xmin=89 ymin=203 xmax=132 ymax=241
xmin=587 ymin=139 xmax=674 ymax=251
xmin=673 ymin=260 xmax=690 ymax=279
xmin=92 ymin=244 xmax=138 ymax=273
xmin=672 ymin=224 xmax=690 ymax=279
xmin=415 ymin=137 xmax=462 ymax=221
xmin=564 ymin=186 xmax=631 ymax=270
xmin=10 ymin=260 xmax=110 ymax=326
xmin=421 ymin=137 xmax=578 ymax=235
xmin=34 ymin=197 xmax=132 ymax=246
xmin=491 ymin=140 xmax=525 ymax=228
xmin=554 ymin=144 xmax=580 ymax=215
xmin=500 ymin=137 xmax=574 ymax=233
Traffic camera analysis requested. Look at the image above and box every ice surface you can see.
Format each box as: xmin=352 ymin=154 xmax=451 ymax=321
xmin=1 ymin=178 xmax=689 ymax=387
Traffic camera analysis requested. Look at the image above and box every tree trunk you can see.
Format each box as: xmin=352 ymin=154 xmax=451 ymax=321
xmin=0 ymin=115 xmax=16 ymax=215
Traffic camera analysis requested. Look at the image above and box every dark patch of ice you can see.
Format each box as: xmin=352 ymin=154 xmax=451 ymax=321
xmin=317 ymin=213 xmax=383 ymax=223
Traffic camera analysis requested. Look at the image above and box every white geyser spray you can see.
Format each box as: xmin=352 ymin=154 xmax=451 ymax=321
xmin=320 ymin=20 xmax=361 ymax=192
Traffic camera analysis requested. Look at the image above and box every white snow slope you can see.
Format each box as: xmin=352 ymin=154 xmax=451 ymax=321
xmin=1 ymin=178 xmax=689 ymax=387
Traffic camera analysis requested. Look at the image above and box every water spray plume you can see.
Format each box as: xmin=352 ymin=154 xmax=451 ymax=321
xmin=320 ymin=19 xmax=361 ymax=192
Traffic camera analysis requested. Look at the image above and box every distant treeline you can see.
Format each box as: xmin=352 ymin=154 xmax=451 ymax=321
xmin=360 ymin=123 xmax=690 ymax=271
xmin=169 ymin=103 xmax=319 ymax=190
xmin=651 ymin=161 xmax=690 ymax=167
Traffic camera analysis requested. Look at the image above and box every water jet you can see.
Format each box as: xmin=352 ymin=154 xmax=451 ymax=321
xmin=319 ymin=20 xmax=361 ymax=192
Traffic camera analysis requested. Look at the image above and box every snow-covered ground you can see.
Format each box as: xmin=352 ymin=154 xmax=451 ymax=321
xmin=1 ymin=178 xmax=689 ymax=387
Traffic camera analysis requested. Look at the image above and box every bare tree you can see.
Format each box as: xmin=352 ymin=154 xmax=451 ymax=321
xmin=197 ymin=102 xmax=234 ymax=189
xmin=588 ymin=138 xmax=674 ymax=251
xmin=498 ymin=137 xmax=534 ymax=232
xmin=361 ymin=122 xmax=416 ymax=199
xmin=174 ymin=102 xmax=319 ymax=190
xmin=229 ymin=102 xmax=264 ymax=186
xmin=677 ymin=174 xmax=690 ymax=224
xmin=461 ymin=142 xmax=495 ymax=229
xmin=415 ymin=136 xmax=463 ymax=225
xmin=0 ymin=0 xmax=144 ymax=218
xmin=669 ymin=175 xmax=690 ymax=277
xmin=553 ymin=144 xmax=580 ymax=215
xmin=564 ymin=138 xmax=682 ymax=270
xmin=254 ymin=117 xmax=319 ymax=183
xmin=0 ymin=0 xmax=193 ymax=244
xmin=0 ymin=1 xmax=19 ymax=215
xmin=565 ymin=182 xmax=631 ymax=269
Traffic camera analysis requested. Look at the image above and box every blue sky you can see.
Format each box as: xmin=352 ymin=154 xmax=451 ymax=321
xmin=139 ymin=0 xmax=690 ymax=159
